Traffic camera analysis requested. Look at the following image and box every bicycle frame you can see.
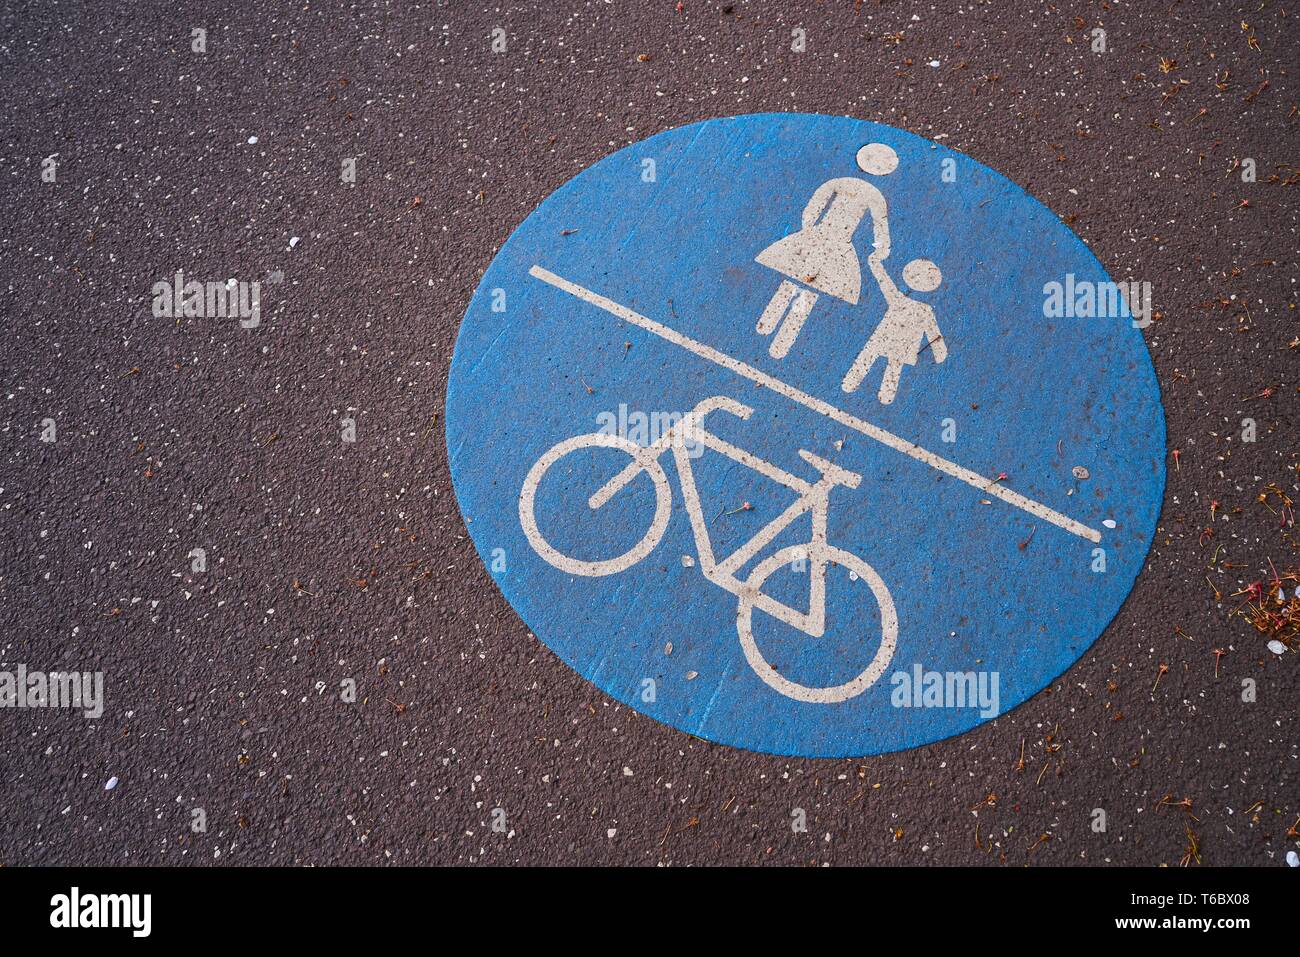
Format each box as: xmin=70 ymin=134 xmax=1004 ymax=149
xmin=590 ymin=396 xmax=858 ymax=636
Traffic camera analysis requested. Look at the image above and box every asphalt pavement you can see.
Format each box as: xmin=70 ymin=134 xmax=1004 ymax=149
xmin=0 ymin=0 xmax=1295 ymax=865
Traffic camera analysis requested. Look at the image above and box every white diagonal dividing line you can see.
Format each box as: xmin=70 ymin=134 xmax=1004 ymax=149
xmin=528 ymin=264 xmax=1102 ymax=544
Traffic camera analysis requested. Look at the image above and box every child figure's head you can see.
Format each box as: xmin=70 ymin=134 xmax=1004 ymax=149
xmin=902 ymin=258 xmax=942 ymax=293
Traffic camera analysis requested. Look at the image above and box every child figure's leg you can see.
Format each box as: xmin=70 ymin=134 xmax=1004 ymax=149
xmin=757 ymin=280 xmax=799 ymax=335
xmin=769 ymin=289 xmax=817 ymax=359
xmin=877 ymin=361 xmax=903 ymax=404
xmin=841 ymin=341 xmax=881 ymax=393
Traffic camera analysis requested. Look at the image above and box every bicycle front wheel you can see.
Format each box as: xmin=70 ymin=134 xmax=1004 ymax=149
xmin=519 ymin=432 xmax=672 ymax=577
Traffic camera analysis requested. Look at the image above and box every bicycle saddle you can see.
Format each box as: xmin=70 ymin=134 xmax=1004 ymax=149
xmin=798 ymin=450 xmax=862 ymax=489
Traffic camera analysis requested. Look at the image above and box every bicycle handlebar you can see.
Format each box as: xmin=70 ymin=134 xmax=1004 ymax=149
xmin=688 ymin=395 xmax=754 ymax=422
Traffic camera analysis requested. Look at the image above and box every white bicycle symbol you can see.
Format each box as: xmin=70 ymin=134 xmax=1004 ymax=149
xmin=519 ymin=395 xmax=898 ymax=703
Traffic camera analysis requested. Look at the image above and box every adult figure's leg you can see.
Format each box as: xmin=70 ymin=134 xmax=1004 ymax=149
xmin=757 ymin=280 xmax=799 ymax=334
xmin=769 ymin=289 xmax=818 ymax=359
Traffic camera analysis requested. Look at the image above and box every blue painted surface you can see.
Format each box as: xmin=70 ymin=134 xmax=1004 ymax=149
xmin=446 ymin=113 xmax=1165 ymax=758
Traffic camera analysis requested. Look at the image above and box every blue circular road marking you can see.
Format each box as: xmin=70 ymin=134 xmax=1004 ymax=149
xmin=446 ymin=113 xmax=1165 ymax=758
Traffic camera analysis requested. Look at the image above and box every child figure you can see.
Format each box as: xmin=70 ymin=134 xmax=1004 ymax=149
xmin=841 ymin=256 xmax=945 ymax=404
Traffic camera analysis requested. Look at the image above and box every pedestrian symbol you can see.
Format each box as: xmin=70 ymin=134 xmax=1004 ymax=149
xmin=447 ymin=113 xmax=1164 ymax=757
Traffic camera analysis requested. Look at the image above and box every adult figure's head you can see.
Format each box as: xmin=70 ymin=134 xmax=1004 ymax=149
xmin=856 ymin=143 xmax=899 ymax=176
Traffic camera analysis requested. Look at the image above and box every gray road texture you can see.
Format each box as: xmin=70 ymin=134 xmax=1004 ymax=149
xmin=0 ymin=0 xmax=1295 ymax=866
